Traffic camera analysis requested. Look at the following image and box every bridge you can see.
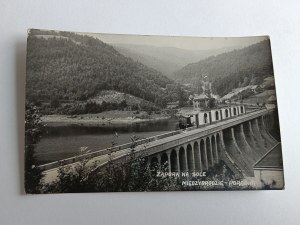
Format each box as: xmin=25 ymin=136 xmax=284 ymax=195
xmin=40 ymin=108 xmax=279 ymax=183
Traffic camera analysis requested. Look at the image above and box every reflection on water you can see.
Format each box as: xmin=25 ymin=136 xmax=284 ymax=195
xmin=35 ymin=119 xmax=179 ymax=165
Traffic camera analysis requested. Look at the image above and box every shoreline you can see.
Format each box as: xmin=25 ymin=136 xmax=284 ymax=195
xmin=41 ymin=110 xmax=172 ymax=127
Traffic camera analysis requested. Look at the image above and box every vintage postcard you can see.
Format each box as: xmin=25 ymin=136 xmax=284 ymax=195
xmin=25 ymin=29 xmax=284 ymax=193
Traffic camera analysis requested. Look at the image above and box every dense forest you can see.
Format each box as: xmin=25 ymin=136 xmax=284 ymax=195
xmin=26 ymin=30 xmax=273 ymax=112
xmin=26 ymin=30 xmax=188 ymax=112
xmin=114 ymin=44 xmax=237 ymax=79
xmin=174 ymin=39 xmax=274 ymax=97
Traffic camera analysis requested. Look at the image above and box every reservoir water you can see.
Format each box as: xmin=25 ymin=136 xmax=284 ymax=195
xmin=35 ymin=118 xmax=179 ymax=165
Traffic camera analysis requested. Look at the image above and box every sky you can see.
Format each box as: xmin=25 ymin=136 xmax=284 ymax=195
xmin=82 ymin=32 xmax=268 ymax=51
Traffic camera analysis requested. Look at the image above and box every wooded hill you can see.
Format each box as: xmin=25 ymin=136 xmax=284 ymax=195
xmin=174 ymin=39 xmax=274 ymax=97
xmin=114 ymin=43 xmax=237 ymax=79
xmin=26 ymin=30 xmax=186 ymax=109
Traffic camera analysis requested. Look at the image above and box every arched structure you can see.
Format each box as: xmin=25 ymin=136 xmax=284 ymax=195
xmin=200 ymin=139 xmax=207 ymax=170
xmin=211 ymin=135 xmax=218 ymax=163
xmin=150 ymin=156 xmax=159 ymax=173
xmin=161 ymin=153 xmax=168 ymax=170
xmin=186 ymin=144 xmax=194 ymax=172
xmin=179 ymin=147 xmax=187 ymax=172
xmin=170 ymin=150 xmax=178 ymax=172
xmin=225 ymin=109 xmax=229 ymax=118
xmin=206 ymin=137 xmax=213 ymax=167
xmin=204 ymin=113 xmax=208 ymax=124
xmin=215 ymin=111 xmax=219 ymax=121
xmin=193 ymin=141 xmax=201 ymax=171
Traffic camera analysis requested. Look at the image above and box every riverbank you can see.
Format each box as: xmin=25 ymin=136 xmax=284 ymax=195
xmin=41 ymin=110 xmax=171 ymax=127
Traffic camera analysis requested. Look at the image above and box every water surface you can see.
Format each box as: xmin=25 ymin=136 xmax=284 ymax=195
xmin=35 ymin=119 xmax=178 ymax=165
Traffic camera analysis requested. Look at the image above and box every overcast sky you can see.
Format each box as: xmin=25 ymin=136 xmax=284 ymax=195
xmin=83 ymin=32 xmax=268 ymax=51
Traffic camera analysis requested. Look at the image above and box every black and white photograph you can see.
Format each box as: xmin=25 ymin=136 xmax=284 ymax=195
xmin=25 ymin=29 xmax=284 ymax=193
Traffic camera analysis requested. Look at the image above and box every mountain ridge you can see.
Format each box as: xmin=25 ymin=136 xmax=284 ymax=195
xmin=113 ymin=43 xmax=240 ymax=79
xmin=174 ymin=39 xmax=274 ymax=97
xmin=26 ymin=29 xmax=186 ymax=109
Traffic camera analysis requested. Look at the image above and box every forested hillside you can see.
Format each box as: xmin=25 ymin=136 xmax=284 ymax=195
xmin=174 ymin=39 xmax=274 ymax=97
xmin=26 ymin=30 xmax=185 ymax=109
xmin=114 ymin=44 xmax=237 ymax=79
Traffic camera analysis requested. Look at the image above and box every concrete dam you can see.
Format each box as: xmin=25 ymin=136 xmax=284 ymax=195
xmin=40 ymin=108 xmax=281 ymax=183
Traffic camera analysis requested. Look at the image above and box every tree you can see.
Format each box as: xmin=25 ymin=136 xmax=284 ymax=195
xmin=50 ymin=98 xmax=60 ymax=108
xmin=177 ymin=86 xmax=187 ymax=107
xmin=175 ymin=40 xmax=274 ymax=97
xmin=207 ymin=98 xmax=216 ymax=108
xmin=25 ymin=102 xmax=44 ymax=193
xmin=119 ymin=100 xmax=127 ymax=109
xmin=26 ymin=30 xmax=181 ymax=111
xmin=44 ymin=135 xmax=180 ymax=193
